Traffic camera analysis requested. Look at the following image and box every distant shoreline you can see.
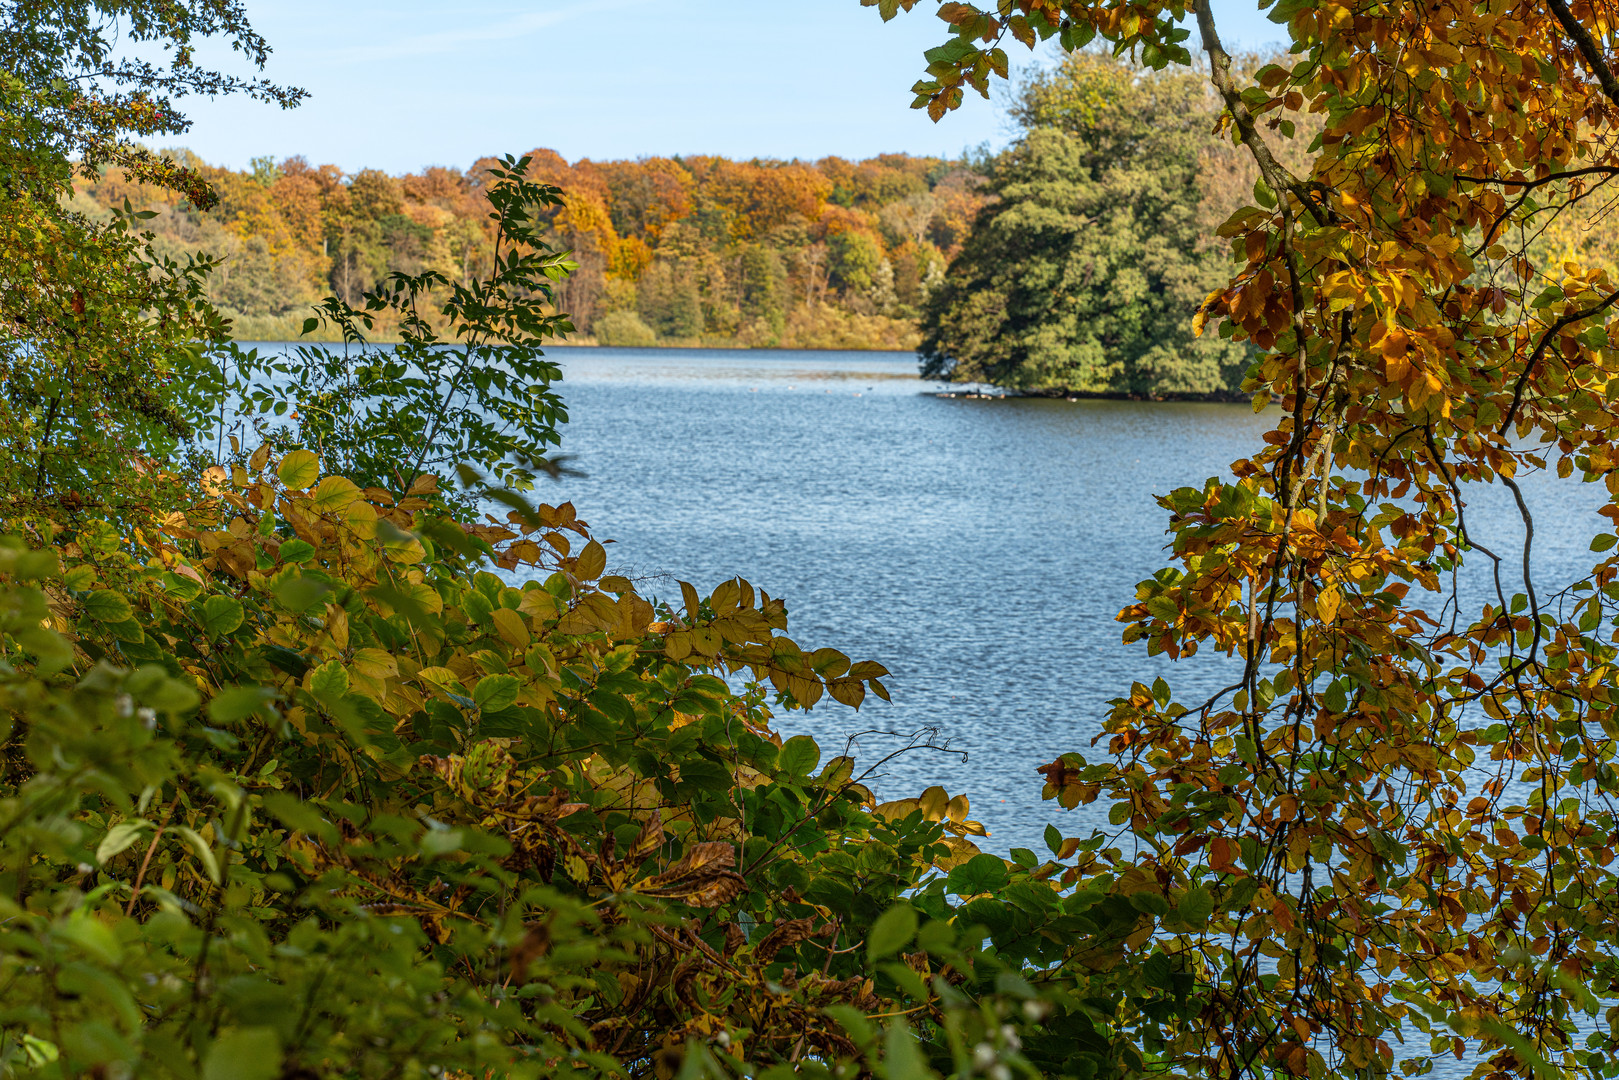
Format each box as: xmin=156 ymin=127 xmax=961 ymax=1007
xmin=232 ymin=340 xmax=1250 ymax=401
xmin=235 ymin=339 xmax=922 ymax=355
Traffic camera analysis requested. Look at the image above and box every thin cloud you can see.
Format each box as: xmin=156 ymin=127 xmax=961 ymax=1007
xmin=321 ymin=1 xmax=633 ymax=64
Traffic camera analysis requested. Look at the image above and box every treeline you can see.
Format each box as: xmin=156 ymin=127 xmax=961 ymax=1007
xmin=72 ymin=149 xmax=987 ymax=349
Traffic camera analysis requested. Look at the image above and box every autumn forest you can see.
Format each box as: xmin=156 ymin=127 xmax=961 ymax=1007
xmin=80 ymin=149 xmax=987 ymax=349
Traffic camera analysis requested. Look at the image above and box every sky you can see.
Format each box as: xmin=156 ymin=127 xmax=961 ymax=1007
xmin=169 ymin=0 xmax=1292 ymax=175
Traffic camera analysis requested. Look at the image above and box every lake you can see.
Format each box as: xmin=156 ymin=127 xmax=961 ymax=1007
xmin=533 ymin=346 xmax=1608 ymax=857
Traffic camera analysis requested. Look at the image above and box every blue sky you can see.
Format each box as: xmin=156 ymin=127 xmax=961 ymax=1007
xmin=172 ymin=0 xmax=1291 ymax=174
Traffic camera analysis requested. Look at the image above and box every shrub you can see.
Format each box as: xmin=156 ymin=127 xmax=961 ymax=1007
xmin=0 ymin=453 xmax=1195 ymax=1079
xmin=593 ymin=310 xmax=659 ymax=348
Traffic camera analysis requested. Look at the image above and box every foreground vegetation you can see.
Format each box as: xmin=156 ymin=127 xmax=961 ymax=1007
xmin=14 ymin=0 xmax=1619 ymax=1077
xmin=888 ymin=0 xmax=1619 ymax=1074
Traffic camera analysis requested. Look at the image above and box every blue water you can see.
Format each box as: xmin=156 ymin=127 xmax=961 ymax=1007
xmin=235 ymin=341 xmax=1611 ymax=1074
xmin=528 ymin=346 xmax=1606 ymax=859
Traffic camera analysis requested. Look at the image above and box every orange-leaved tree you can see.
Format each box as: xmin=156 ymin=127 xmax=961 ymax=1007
xmin=876 ymin=0 xmax=1619 ymax=1076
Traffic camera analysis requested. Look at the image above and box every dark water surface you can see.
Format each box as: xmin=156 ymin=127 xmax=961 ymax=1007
xmin=531 ymin=346 xmax=1607 ymax=858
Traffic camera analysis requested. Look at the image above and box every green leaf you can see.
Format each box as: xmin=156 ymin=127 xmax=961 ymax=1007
xmin=96 ymin=821 xmax=151 ymax=865
xmin=922 ymin=38 xmax=976 ymax=65
xmin=161 ymin=570 xmax=204 ymax=600
xmin=55 ymin=963 xmax=141 ymax=1030
xmin=276 ymin=539 xmax=316 ymax=563
xmin=867 ymin=904 xmax=918 ymax=963
xmin=817 ymin=754 xmax=855 ymax=787
xmin=259 ymin=644 xmax=310 ymax=678
xmin=916 ymin=919 xmax=955 ymax=954
xmin=311 ymin=476 xmax=361 ymax=513
xmin=1044 ymin=823 xmax=1063 ymax=856
xmin=173 ymin=825 xmax=221 ymax=885
xmin=420 ymin=828 xmax=465 ymax=857
xmin=15 ymin=625 xmax=72 ymax=674
xmin=261 ymin=792 xmax=336 ymax=841
xmin=1592 ymin=533 xmax=1618 ymax=552
xmin=1128 ymin=890 xmax=1170 ymax=916
xmin=309 ymin=660 xmax=349 ymax=704
xmin=879 ymin=960 xmax=928 ymax=1000
xmin=779 ymin=735 xmax=821 ymax=777
xmin=276 ymin=449 xmax=320 ymax=490
xmin=128 ymin=664 xmax=201 ymax=713
xmin=946 ymin=853 xmax=1008 ymax=896
xmin=473 ymin=673 xmax=520 ymax=712
xmin=1253 ymin=178 xmax=1277 ymax=209
xmin=1172 ymin=886 xmax=1215 ymax=927
xmin=1532 ymin=285 xmax=1565 ymax=309
xmin=884 ymin=1019 xmax=929 ymax=1080
xmin=1059 ymin=21 xmax=1095 ymax=49
xmin=53 ymin=911 xmax=123 ymax=966
xmin=201 ymin=595 xmax=244 ymax=638
xmin=824 ymin=1004 xmax=875 ymax=1048
xmin=81 ymin=590 xmax=132 ymax=622
xmin=203 ymin=1027 xmax=282 ymax=1080
xmin=275 ymin=575 xmax=330 ymax=613
xmin=209 ymin=684 xmax=275 ymax=724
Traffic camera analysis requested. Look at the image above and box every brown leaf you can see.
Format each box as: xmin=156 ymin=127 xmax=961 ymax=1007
xmin=668 ymin=872 xmax=746 ymax=907
xmin=670 ymin=961 xmax=703 ymax=1013
xmin=555 ymin=592 xmax=621 ymax=636
xmin=645 ymin=842 xmax=735 ymax=888
xmin=627 ymin=809 xmax=665 ymax=862
xmin=827 ymin=677 xmax=866 ymax=708
xmin=754 ymin=916 xmax=817 ymax=962
xmin=652 ymin=1047 xmax=683 ymax=1080
xmin=637 ymin=841 xmax=745 ymax=906
xmin=509 ymin=919 xmax=551 ymax=982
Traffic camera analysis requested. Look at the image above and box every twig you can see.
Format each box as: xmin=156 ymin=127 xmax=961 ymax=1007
xmin=125 ymin=795 xmax=181 ymax=916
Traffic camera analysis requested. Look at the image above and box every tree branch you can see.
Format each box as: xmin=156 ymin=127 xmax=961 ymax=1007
xmin=1544 ymin=0 xmax=1619 ymax=109
xmin=1499 ymin=285 xmax=1619 ymax=433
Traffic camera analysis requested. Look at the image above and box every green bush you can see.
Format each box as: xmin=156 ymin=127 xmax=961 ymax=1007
xmin=0 ymin=460 xmax=1197 ymax=1078
xmin=593 ymin=310 xmax=660 ymax=348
